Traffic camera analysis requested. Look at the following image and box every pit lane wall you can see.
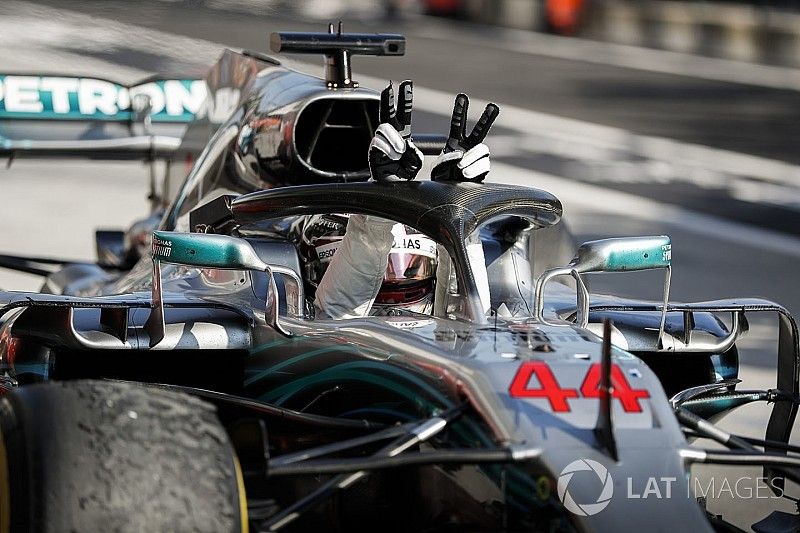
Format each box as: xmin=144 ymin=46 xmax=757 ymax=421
xmin=457 ymin=0 xmax=800 ymax=68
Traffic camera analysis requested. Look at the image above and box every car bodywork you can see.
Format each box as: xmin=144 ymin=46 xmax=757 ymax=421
xmin=0 ymin=29 xmax=798 ymax=533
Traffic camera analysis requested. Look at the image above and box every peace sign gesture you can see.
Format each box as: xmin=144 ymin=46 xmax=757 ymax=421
xmin=380 ymin=79 xmax=413 ymax=138
xmin=368 ymin=80 xmax=423 ymax=182
xmin=432 ymin=93 xmax=500 ymax=183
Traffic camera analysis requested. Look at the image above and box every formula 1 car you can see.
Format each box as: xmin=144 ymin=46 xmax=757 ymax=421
xmin=0 ymin=27 xmax=798 ymax=533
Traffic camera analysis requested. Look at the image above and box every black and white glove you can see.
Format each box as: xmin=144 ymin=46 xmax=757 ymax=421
xmin=368 ymin=80 xmax=424 ymax=182
xmin=431 ymin=93 xmax=499 ymax=183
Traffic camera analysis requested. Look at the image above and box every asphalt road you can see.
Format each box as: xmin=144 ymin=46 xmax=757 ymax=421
xmin=2 ymin=0 xmax=800 ymax=528
xmin=24 ymin=0 xmax=800 ymax=235
xmin=27 ymin=0 xmax=800 ymax=162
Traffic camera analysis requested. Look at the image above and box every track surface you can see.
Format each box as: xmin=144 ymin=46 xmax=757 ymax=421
xmin=23 ymin=0 xmax=800 ymax=234
xmin=2 ymin=1 xmax=800 ymax=528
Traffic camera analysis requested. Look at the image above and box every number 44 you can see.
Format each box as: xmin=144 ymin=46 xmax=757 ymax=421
xmin=509 ymin=361 xmax=650 ymax=413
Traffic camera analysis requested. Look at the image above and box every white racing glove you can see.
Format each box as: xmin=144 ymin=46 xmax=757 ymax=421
xmin=368 ymin=80 xmax=423 ymax=182
xmin=431 ymin=93 xmax=499 ymax=183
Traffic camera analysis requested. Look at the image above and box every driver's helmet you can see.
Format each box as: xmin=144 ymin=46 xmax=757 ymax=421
xmin=299 ymin=214 xmax=437 ymax=314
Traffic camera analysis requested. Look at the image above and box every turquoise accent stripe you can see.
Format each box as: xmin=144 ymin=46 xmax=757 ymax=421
xmin=244 ymin=344 xmax=389 ymax=387
xmin=0 ymin=111 xmax=194 ymax=122
xmin=337 ymin=407 xmax=416 ymax=421
xmin=264 ymin=370 xmax=438 ymax=409
xmin=313 ymin=361 xmax=451 ymax=405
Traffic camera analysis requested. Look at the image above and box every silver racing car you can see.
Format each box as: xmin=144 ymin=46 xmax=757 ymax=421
xmin=0 ymin=27 xmax=797 ymax=533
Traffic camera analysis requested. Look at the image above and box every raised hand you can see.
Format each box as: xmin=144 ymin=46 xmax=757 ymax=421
xmin=432 ymin=93 xmax=499 ymax=183
xmin=368 ymin=80 xmax=423 ymax=182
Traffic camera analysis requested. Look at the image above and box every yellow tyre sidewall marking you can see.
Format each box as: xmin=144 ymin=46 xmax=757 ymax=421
xmin=233 ymin=455 xmax=248 ymax=533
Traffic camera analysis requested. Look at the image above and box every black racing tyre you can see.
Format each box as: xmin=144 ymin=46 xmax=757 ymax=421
xmin=0 ymin=380 xmax=247 ymax=533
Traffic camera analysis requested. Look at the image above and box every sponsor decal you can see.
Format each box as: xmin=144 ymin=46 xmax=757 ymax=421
xmin=315 ymin=239 xmax=343 ymax=264
xmin=316 ymin=232 xmax=436 ymax=264
xmin=313 ymin=227 xmax=437 ymax=266
xmin=385 ymin=317 xmax=435 ymax=329
xmin=0 ymin=75 xmax=207 ymax=122
xmin=662 ymin=243 xmax=672 ymax=262
xmin=151 ymin=236 xmax=173 ymax=259
xmin=391 ymin=233 xmax=437 ymax=259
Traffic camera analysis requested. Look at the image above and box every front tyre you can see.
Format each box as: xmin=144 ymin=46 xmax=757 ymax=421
xmin=0 ymin=380 xmax=247 ymax=533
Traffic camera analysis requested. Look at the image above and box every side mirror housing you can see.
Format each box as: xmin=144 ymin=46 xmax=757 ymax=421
xmin=534 ymin=236 xmax=672 ymax=341
xmin=145 ymin=231 xmax=301 ymax=345
xmin=150 ymin=232 xmax=269 ymax=271
xmin=571 ymin=236 xmax=671 ymax=274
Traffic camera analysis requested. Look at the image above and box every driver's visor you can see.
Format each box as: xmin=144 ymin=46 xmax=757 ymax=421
xmin=383 ymin=233 xmax=437 ymax=282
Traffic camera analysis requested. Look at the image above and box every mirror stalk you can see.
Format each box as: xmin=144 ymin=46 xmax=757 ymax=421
xmin=535 ymin=236 xmax=672 ymax=347
xmin=144 ymin=231 xmax=298 ymax=346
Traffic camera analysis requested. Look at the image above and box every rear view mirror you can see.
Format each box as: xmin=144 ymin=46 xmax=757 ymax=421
xmin=571 ymin=236 xmax=671 ymax=274
xmin=150 ymin=231 xmax=269 ymax=271
xmin=145 ymin=231 xmax=302 ymax=345
xmin=534 ymin=236 xmax=672 ymax=342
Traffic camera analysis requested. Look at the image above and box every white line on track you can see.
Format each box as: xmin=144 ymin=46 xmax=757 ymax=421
xmin=417 ymin=21 xmax=800 ymax=92
xmin=7 ymin=0 xmax=800 ymax=188
xmin=490 ymin=161 xmax=800 ymax=259
xmin=382 ymin=75 xmax=800 ymax=189
xmin=281 ymin=63 xmax=800 ymax=190
xmin=153 ymin=0 xmax=800 ymax=93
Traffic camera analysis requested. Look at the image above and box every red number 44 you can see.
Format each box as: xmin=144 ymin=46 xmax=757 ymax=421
xmin=509 ymin=361 xmax=650 ymax=413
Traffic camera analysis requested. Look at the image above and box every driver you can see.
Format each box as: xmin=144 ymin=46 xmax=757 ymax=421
xmin=300 ymin=214 xmax=439 ymax=316
xmin=312 ymin=81 xmax=499 ymax=319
